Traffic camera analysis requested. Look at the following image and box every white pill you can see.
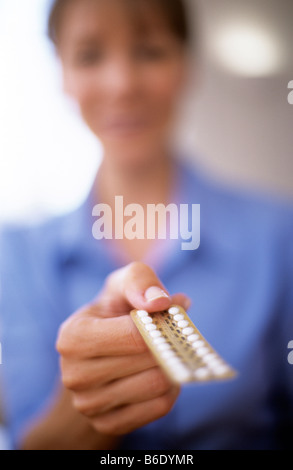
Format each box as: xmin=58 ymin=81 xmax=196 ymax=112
xmin=157 ymin=343 xmax=171 ymax=351
xmin=208 ymin=361 xmax=224 ymax=372
xmin=161 ymin=350 xmax=176 ymax=360
xmin=194 ymin=368 xmax=210 ymax=380
xmin=213 ymin=365 xmax=230 ymax=376
xmin=202 ymin=353 xmax=217 ymax=363
xmin=187 ymin=334 xmax=200 ymax=342
xmin=174 ymin=314 xmax=184 ymax=321
xmin=182 ymin=327 xmax=194 ymax=336
xmin=145 ymin=323 xmax=157 ymax=331
xmin=149 ymin=330 xmax=161 ymax=338
xmin=178 ymin=320 xmax=189 ymax=328
xmin=141 ymin=316 xmax=152 ymax=324
xmin=153 ymin=337 xmax=166 ymax=345
xmin=137 ymin=310 xmax=148 ymax=317
xmin=195 ymin=347 xmax=210 ymax=357
xmin=192 ymin=340 xmax=205 ymax=349
xmin=168 ymin=307 xmax=180 ymax=315
xmin=166 ymin=357 xmax=182 ymax=366
xmin=208 ymin=359 xmax=224 ymax=369
xmin=168 ymin=360 xmax=183 ymax=370
xmin=174 ymin=368 xmax=191 ymax=382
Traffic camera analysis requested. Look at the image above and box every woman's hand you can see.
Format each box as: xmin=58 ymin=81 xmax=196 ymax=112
xmin=56 ymin=262 xmax=190 ymax=436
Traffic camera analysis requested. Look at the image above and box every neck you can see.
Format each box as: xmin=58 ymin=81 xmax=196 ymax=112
xmin=94 ymin=150 xmax=176 ymax=208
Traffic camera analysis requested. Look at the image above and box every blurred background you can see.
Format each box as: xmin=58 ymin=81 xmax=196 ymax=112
xmin=0 ymin=0 xmax=292 ymax=449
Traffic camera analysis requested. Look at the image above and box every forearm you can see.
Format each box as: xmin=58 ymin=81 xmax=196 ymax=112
xmin=20 ymin=386 xmax=120 ymax=450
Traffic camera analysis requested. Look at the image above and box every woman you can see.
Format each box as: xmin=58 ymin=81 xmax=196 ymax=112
xmin=0 ymin=0 xmax=292 ymax=450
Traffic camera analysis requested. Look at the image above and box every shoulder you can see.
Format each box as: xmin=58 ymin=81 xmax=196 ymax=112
xmin=177 ymin=159 xmax=293 ymax=287
xmin=0 ymin=202 xmax=87 ymax=288
xmin=0 ymin=214 xmax=65 ymax=266
xmin=0 ymin=206 xmax=88 ymax=332
xmin=179 ymin=159 xmax=293 ymax=235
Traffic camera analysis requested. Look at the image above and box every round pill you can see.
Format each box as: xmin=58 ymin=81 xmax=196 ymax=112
xmin=157 ymin=343 xmax=172 ymax=351
xmin=171 ymin=364 xmax=190 ymax=380
xmin=153 ymin=337 xmax=166 ymax=345
xmin=208 ymin=359 xmax=225 ymax=369
xmin=187 ymin=334 xmax=200 ymax=342
xmin=213 ymin=365 xmax=230 ymax=376
xmin=202 ymin=353 xmax=217 ymax=363
xmin=161 ymin=350 xmax=176 ymax=360
xmin=141 ymin=316 xmax=152 ymax=324
xmin=149 ymin=330 xmax=161 ymax=338
xmin=178 ymin=320 xmax=189 ymax=328
xmin=192 ymin=340 xmax=205 ymax=349
xmin=173 ymin=314 xmax=184 ymax=321
xmin=166 ymin=357 xmax=182 ymax=366
xmin=137 ymin=310 xmax=148 ymax=317
xmin=182 ymin=327 xmax=194 ymax=336
xmin=145 ymin=323 xmax=156 ymax=331
xmin=194 ymin=368 xmax=210 ymax=380
xmin=195 ymin=347 xmax=210 ymax=357
xmin=168 ymin=307 xmax=180 ymax=315
xmin=167 ymin=360 xmax=183 ymax=369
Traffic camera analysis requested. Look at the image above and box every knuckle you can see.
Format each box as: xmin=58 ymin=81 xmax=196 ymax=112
xmin=62 ymin=371 xmax=78 ymax=390
xmin=157 ymin=392 xmax=176 ymax=417
xmin=60 ymin=362 xmax=87 ymax=391
xmin=71 ymin=394 xmax=87 ymax=414
xmin=149 ymin=368 xmax=171 ymax=396
xmin=56 ymin=313 xmax=84 ymax=356
xmin=56 ymin=310 xmax=97 ymax=358
xmin=103 ymin=270 xmax=115 ymax=290
xmin=126 ymin=261 xmax=153 ymax=281
xmin=55 ymin=319 xmax=72 ymax=356
xmin=72 ymin=394 xmax=98 ymax=417
xmin=128 ymin=261 xmax=148 ymax=274
xmin=92 ymin=417 xmax=120 ymax=436
xmin=104 ymin=263 xmax=137 ymax=290
xmin=106 ymin=262 xmax=150 ymax=290
xmin=71 ymin=386 xmax=114 ymax=418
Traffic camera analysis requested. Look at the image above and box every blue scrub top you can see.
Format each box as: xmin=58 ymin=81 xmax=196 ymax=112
xmin=0 ymin=160 xmax=293 ymax=450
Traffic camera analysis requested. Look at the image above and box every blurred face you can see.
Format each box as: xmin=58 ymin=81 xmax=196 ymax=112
xmin=57 ymin=0 xmax=188 ymax=167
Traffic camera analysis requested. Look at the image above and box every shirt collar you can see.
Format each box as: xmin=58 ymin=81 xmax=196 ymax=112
xmin=57 ymin=157 xmax=234 ymax=274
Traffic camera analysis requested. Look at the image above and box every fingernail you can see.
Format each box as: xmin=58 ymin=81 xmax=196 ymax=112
xmin=145 ymin=286 xmax=170 ymax=303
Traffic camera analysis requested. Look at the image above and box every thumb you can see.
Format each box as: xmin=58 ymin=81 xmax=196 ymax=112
xmin=97 ymin=262 xmax=172 ymax=316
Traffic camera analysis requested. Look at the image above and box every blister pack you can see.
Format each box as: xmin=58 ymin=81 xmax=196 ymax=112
xmin=131 ymin=305 xmax=237 ymax=384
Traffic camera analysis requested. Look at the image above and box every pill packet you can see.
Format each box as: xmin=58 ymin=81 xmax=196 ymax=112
xmin=130 ymin=305 xmax=237 ymax=384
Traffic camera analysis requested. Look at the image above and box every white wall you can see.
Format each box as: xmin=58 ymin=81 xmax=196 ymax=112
xmin=180 ymin=0 xmax=293 ymax=199
xmin=0 ymin=0 xmax=101 ymax=223
xmin=0 ymin=0 xmax=292 ymax=226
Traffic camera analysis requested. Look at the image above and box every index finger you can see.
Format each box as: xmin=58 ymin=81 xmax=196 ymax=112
xmin=56 ymin=308 xmax=149 ymax=359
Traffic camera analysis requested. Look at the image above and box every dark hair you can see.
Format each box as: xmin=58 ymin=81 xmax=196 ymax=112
xmin=48 ymin=0 xmax=191 ymax=47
